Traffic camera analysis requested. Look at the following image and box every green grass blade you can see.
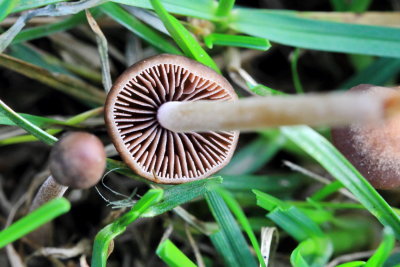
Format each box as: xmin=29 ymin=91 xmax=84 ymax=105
xmin=156 ymin=239 xmax=197 ymax=267
xmin=290 ymin=237 xmax=333 ymax=267
xmin=222 ymin=174 xmax=303 ymax=193
xmin=231 ymin=9 xmax=400 ymax=58
xmin=0 ymin=98 xmax=57 ymax=145
xmin=220 ymin=135 xmax=285 ymax=175
xmin=143 ymin=177 xmax=223 ymax=217
xmin=215 ymin=0 xmax=235 ymax=17
xmin=205 ymin=190 xmax=257 ymax=267
xmin=0 ymin=53 xmax=105 ymax=106
xmin=290 ymin=48 xmax=304 ymax=94
xmin=0 ymin=113 xmax=73 ymax=128
xmin=280 ymin=126 xmax=400 ymax=239
xmin=150 ymin=0 xmax=220 ymax=73
xmin=111 ymin=0 xmax=216 ymax=20
xmin=366 ymin=227 xmax=395 ymax=266
xmin=217 ymin=187 xmax=266 ymax=267
xmin=92 ymin=189 xmax=163 ymax=267
xmin=99 ymin=2 xmax=182 ymax=55
xmin=12 ymin=10 xmax=97 ymax=44
xmin=0 ymin=0 xmax=17 ymax=22
xmin=339 ymin=57 xmax=400 ymax=90
xmin=209 ymin=230 xmax=237 ymax=266
xmin=0 ymin=198 xmax=70 ymax=249
xmin=204 ymin=33 xmax=270 ymax=51
xmin=11 ymin=0 xmax=67 ymax=13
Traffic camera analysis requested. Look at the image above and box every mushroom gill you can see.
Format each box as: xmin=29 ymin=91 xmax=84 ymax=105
xmin=105 ymin=54 xmax=239 ymax=184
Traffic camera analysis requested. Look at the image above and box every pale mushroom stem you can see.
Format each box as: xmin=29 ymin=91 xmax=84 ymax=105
xmin=30 ymin=175 xmax=68 ymax=212
xmin=158 ymin=89 xmax=400 ymax=133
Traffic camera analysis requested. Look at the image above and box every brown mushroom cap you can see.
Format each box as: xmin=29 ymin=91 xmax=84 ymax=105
xmin=50 ymin=132 xmax=106 ymax=189
xmin=331 ymin=84 xmax=400 ymax=189
xmin=105 ymin=54 xmax=239 ymax=184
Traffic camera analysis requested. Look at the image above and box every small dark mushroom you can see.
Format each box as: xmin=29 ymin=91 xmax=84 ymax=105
xmin=332 ymin=84 xmax=400 ymax=189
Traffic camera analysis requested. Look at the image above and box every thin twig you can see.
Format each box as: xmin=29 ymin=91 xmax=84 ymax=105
xmin=86 ymin=9 xmax=112 ymax=92
xmin=185 ymin=224 xmax=205 ymax=267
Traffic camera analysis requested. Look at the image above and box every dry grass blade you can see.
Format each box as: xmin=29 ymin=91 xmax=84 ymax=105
xmin=0 ymin=54 xmax=105 ymax=105
xmin=85 ymin=9 xmax=112 ymax=92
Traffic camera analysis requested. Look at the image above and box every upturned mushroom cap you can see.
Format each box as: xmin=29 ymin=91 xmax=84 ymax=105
xmin=105 ymin=54 xmax=239 ymax=184
xmin=50 ymin=132 xmax=106 ymax=189
xmin=331 ymin=84 xmax=400 ymax=189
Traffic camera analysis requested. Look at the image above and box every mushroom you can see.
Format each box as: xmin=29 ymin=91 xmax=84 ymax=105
xmin=106 ymin=54 xmax=400 ymax=184
xmin=31 ymin=132 xmax=106 ymax=210
xmin=332 ymin=84 xmax=400 ymax=189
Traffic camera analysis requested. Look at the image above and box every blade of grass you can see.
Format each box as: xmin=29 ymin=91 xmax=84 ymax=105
xmin=156 ymin=239 xmax=197 ymax=267
xmin=0 ymin=113 xmax=74 ymax=128
xmin=205 ymin=190 xmax=257 ymax=267
xmin=217 ymin=187 xmax=266 ymax=267
xmin=0 ymin=0 xmax=17 ymax=23
xmin=0 ymin=107 xmax=103 ymax=146
xmin=86 ymin=9 xmax=112 ymax=92
xmin=0 ymin=198 xmax=70 ymax=249
xmin=12 ymin=10 xmax=100 ymax=44
xmin=215 ymin=0 xmax=235 ymax=18
xmin=143 ymin=177 xmax=223 ymax=217
xmin=11 ymin=0 xmax=67 ymax=13
xmin=111 ymin=0 xmax=216 ymax=20
xmin=150 ymin=0 xmax=220 ymax=73
xmin=290 ymin=48 xmax=304 ymax=94
xmin=99 ymin=2 xmax=182 ymax=55
xmin=92 ymin=189 xmax=163 ymax=267
xmin=209 ymin=230 xmax=237 ymax=266
xmin=221 ymin=174 xmax=303 ymax=193
xmin=231 ymin=9 xmax=400 ymax=58
xmin=204 ymin=33 xmax=270 ymax=51
xmin=0 ymin=53 xmax=105 ymax=106
xmin=220 ymin=135 xmax=285 ymax=175
xmin=0 ymin=0 xmax=103 ymax=53
xmin=0 ymin=98 xmax=57 ymax=145
xmin=366 ymin=227 xmax=395 ymax=266
xmin=280 ymin=126 xmax=400 ymax=239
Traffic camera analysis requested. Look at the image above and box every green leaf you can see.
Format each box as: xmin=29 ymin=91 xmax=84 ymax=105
xmin=143 ymin=177 xmax=222 ymax=217
xmin=0 ymin=0 xmax=17 ymax=22
xmin=92 ymin=189 xmax=164 ymax=267
xmin=231 ymin=9 xmax=400 ymax=58
xmin=156 ymin=239 xmax=197 ymax=267
xmin=215 ymin=0 xmax=235 ymax=17
xmin=0 ymin=112 xmax=73 ymax=128
xmin=330 ymin=0 xmax=372 ymax=12
xmin=366 ymin=227 xmax=395 ymax=266
xmin=217 ymin=187 xmax=266 ymax=267
xmin=150 ymin=0 xmax=220 ymax=73
xmin=12 ymin=10 xmax=96 ymax=44
xmin=205 ymin=190 xmax=257 ymax=267
xmin=220 ymin=135 xmax=285 ymax=175
xmin=204 ymin=33 xmax=270 ymax=51
xmin=0 ymin=98 xmax=58 ymax=145
xmin=336 ymin=262 xmax=366 ymax=267
xmin=290 ymin=237 xmax=333 ymax=267
xmin=111 ymin=0 xmax=216 ymax=20
xmin=0 ymin=198 xmax=70 ymax=249
xmin=222 ymin=174 xmax=303 ymax=193
xmin=11 ymin=0 xmax=67 ymax=13
xmin=339 ymin=57 xmax=400 ymax=90
xmin=280 ymin=126 xmax=400 ymax=239
xmin=99 ymin=3 xmax=182 ymax=55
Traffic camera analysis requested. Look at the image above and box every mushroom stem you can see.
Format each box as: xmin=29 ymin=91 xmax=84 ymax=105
xmin=158 ymin=89 xmax=400 ymax=132
xmin=30 ymin=176 xmax=68 ymax=212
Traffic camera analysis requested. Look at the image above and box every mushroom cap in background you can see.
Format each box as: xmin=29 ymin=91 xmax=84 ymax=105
xmin=105 ymin=54 xmax=239 ymax=184
xmin=331 ymin=84 xmax=400 ymax=189
xmin=50 ymin=132 xmax=106 ymax=189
